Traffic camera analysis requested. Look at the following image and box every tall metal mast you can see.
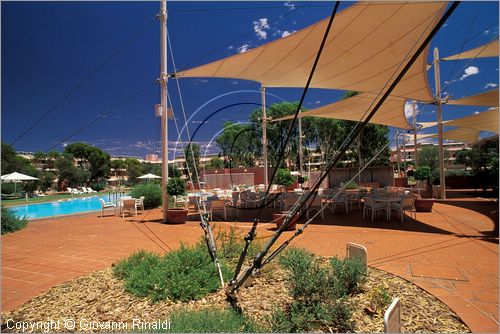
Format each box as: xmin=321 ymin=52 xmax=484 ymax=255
xmin=261 ymin=86 xmax=268 ymax=188
xmin=412 ymin=101 xmax=418 ymax=169
xmin=159 ymin=0 xmax=169 ymax=222
xmin=433 ymin=47 xmax=446 ymax=199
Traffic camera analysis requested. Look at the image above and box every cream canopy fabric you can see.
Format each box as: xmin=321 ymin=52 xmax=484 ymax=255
xmin=417 ymin=121 xmax=439 ymax=129
xmin=447 ymin=88 xmax=499 ymax=107
xmin=271 ymin=93 xmax=409 ymax=128
xmin=445 ymin=108 xmax=499 ymax=134
xmin=417 ymin=128 xmax=481 ymax=143
xmin=442 ymin=39 xmax=499 ymax=61
xmin=177 ymin=2 xmax=446 ymax=103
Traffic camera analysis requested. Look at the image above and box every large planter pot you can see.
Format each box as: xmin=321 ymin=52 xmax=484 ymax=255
xmin=273 ymin=212 xmax=299 ymax=231
xmin=167 ymin=208 xmax=188 ymax=224
xmin=415 ymin=199 xmax=435 ymax=212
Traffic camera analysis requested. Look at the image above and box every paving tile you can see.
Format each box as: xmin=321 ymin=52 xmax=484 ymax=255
xmin=1 ymin=199 xmax=498 ymax=333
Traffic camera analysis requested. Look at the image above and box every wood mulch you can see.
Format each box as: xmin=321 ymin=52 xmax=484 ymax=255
xmin=1 ymin=264 xmax=469 ymax=333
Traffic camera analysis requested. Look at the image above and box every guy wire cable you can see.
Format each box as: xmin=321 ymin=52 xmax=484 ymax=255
xmin=11 ymin=17 xmax=156 ymax=147
xmin=261 ymin=126 xmax=408 ymax=267
xmin=229 ymin=2 xmax=461 ymax=295
xmin=45 ymin=81 xmax=156 ymax=152
xmin=230 ymin=0 xmax=341 ymax=288
xmin=167 ymin=34 xmax=225 ymax=287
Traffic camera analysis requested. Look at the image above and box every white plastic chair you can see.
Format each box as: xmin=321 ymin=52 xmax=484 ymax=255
xmin=99 ymin=198 xmax=116 ymax=218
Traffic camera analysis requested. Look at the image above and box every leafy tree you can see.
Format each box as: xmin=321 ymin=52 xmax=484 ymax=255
xmin=124 ymin=158 xmax=143 ymax=185
xmin=206 ymin=157 xmax=225 ymax=170
xmin=63 ymin=142 xmax=110 ymax=184
xmin=1 ymin=142 xmax=32 ymax=174
xmin=184 ymin=143 xmax=201 ymax=181
xmin=166 ymin=177 xmax=187 ymax=197
xmin=55 ymin=153 xmax=88 ymax=187
xmin=215 ymin=122 xmax=258 ymax=168
xmin=275 ymin=168 xmax=294 ymax=188
xmin=39 ymin=172 xmax=56 ymax=192
xmin=417 ymin=146 xmax=439 ymax=171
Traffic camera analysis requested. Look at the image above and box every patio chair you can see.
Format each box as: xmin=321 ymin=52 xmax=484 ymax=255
xmin=246 ymin=191 xmax=257 ymax=208
xmin=331 ymin=192 xmax=351 ymax=214
xmin=87 ymin=187 xmax=98 ymax=193
xmin=210 ymin=199 xmax=227 ymax=220
xmin=305 ymin=195 xmax=324 ymax=219
xmin=390 ymin=195 xmax=416 ymax=222
xmin=135 ymin=196 xmax=145 ymax=214
xmin=99 ymin=198 xmax=116 ymax=218
xmin=121 ymin=199 xmax=137 ymax=218
xmin=283 ymin=192 xmax=302 ymax=212
xmin=363 ymin=197 xmax=387 ymax=222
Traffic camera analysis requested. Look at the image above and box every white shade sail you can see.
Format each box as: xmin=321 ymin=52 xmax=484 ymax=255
xmin=444 ymin=108 xmax=499 ymax=134
xmin=1 ymin=172 xmax=39 ymax=182
xmin=176 ymin=2 xmax=447 ymax=103
xmin=417 ymin=121 xmax=439 ymax=129
xmin=442 ymin=39 xmax=499 ymax=61
xmin=271 ymin=93 xmax=409 ymax=128
xmin=447 ymin=88 xmax=499 ymax=107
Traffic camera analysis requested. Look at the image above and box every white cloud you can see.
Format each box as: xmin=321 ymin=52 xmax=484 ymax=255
xmin=314 ymin=100 xmax=321 ymax=104
xmin=483 ymin=29 xmax=490 ymax=35
xmin=284 ymin=1 xmax=295 ymax=10
xmin=474 ymin=111 xmax=480 ymax=115
xmin=230 ymin=81 xmax=239 ymax=85
xmin=253 ymin=18 xmax=270 ymax=40
xmin=227 ymin=45 xmax=234 ymax=50
xmin=281 ymin=30 xmax=296 ymax=38
xmin=238 ymin=44 xmax=250 ymax=53
xmin=404 ymin=101 xmax=420 ymax=119
xmin=484 ymin=82 xmax=498 ymax=89
xmin=460 ymin=66 xmax=479 ymax=80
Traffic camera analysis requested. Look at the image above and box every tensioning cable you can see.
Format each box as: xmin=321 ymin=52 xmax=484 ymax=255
xmin=229 ymin=1 xmax=341 ymax=290
xmin=228 ymin=1 xmax=461 ymax=296
xmin=167 ymin=33 xmax=225 ymax=287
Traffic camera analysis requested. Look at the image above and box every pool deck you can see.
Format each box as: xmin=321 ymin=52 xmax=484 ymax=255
xmin=1 ymin=196 xmax=498 ymax=332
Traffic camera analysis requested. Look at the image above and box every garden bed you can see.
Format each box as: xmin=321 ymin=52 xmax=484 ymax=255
xmin=1 ymin=262 xmax=468 ymax=333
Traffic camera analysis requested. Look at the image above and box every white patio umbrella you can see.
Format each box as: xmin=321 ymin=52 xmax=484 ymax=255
xmin=1 ymin=172 xmax=39 ymax=194
xmin=137 ymin=173 xmax=162 ymax=183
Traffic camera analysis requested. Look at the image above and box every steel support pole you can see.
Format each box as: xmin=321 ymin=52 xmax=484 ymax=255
xmin=298 ymin=117 xmax=304 ymax=178
xmin=433 ymin=47 xmax=446 ymax=199
xmin=159 ymin=0 xmax=169 ymax=222
xmin=261 ymin=86 xmax=268 ymax=188
xmin=412 ymin=101 xmax=418 ymax=169
xmin=396 ymin=129 xmax=401 ymax=176
xmin=402 ymin=132 xmax=407 ymax=176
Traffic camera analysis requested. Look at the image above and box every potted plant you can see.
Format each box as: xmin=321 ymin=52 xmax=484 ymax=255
xmin=275 ymin=168 xmax=294 ymax=191
xmin=413 ymin=166 xmax=435 ymax=212
xmin=166 ymin=177 xmax=188 ymax=224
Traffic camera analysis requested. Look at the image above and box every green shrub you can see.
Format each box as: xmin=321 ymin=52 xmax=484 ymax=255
xmin=1 ymin=206 xmax=28 ymax=234
xmin=329 ymin=256 xmax=367 ymax=296
xmin=113 ymin=245 xmax=231 ymax=302
xmin=367 ymin=285 xmax=392 ymax=313
xmin=130 ymin=183 xmax=162 ymax=209
xmin=166 ymin=177 xmax=187 ymax=197
xmin=148 ymin=308 xmax=262 ymax=333
xmin=213 ymin=227 xmax=262 ymax=269
xmin=275 ymin=168 xmax=294 ymax=188
xmin=275 ymin=247 xmax=356 ymax=332
xmin=414 ymin=166 xmax=432 ymax=181
xmin=344 ymin=181 xmax=358 ymax=190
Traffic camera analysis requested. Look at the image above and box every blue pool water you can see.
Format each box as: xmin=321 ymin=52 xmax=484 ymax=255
xmin=8 ymin=194 xmax=128 ymax=219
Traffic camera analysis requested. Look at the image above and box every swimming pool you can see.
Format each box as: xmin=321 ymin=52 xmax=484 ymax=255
xmin=8 ymin=194 xmax=128 ymax=219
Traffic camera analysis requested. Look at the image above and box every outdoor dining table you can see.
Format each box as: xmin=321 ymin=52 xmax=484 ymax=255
xmin=365 ymin=195 xmax=402 ymax=220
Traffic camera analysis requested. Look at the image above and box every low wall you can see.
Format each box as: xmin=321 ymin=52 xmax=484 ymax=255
xmin=329 ymin=166 xmax=394 ymax=188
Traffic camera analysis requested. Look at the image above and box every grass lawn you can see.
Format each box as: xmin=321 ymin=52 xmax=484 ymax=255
xmin=1 ymin=193 xmax=103 ymax=207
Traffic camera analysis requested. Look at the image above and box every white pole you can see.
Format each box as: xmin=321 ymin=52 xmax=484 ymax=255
xmin=159 ymin=0 xmax=169 ymax=222
xmin=261 ymin=86 xmax=268 ymax=188
xmin=433 ymin=47 xmax=446 ymax=199
xmin=402 ymin=132 xmax=407 ymax=176
xmin=298 ymin=117 xmax=304 ymax=178
xmin=412 ymin=100 xmax=418 ymax=169
xmin=396 ymin=129 xmax=401 ymax=177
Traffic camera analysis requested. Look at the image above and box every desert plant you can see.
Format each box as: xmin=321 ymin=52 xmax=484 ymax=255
xmin=1 ymin=206 xmax=28 ymax=234
xmin=153 ymin=308 xmax=262 ymax=333
xmin=113 ymin=245 xmax=231 ymax=302
xmin=275 ymin=247 xmax=355 ymax=332
xmin=329 ymin=256 xmax=367 ymax=296
xmin=275 ymin=168 xmax=294 ymax=188
xmin=166 ymin=177 xmax=187 ymax=197
xmin=130 ymin=183 xmax=162 ymax=209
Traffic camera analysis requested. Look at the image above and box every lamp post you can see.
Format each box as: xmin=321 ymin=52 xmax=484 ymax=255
xmin=433 ymin=47 xmax=446 ymax=199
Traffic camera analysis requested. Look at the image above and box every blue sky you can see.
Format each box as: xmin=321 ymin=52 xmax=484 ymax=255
xmin=2 ymin=1 xmax=498 ymax=159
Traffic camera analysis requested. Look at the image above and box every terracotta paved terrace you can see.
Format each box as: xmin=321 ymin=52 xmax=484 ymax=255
xmin=1 ymin=196 xmax=498 ymax=332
